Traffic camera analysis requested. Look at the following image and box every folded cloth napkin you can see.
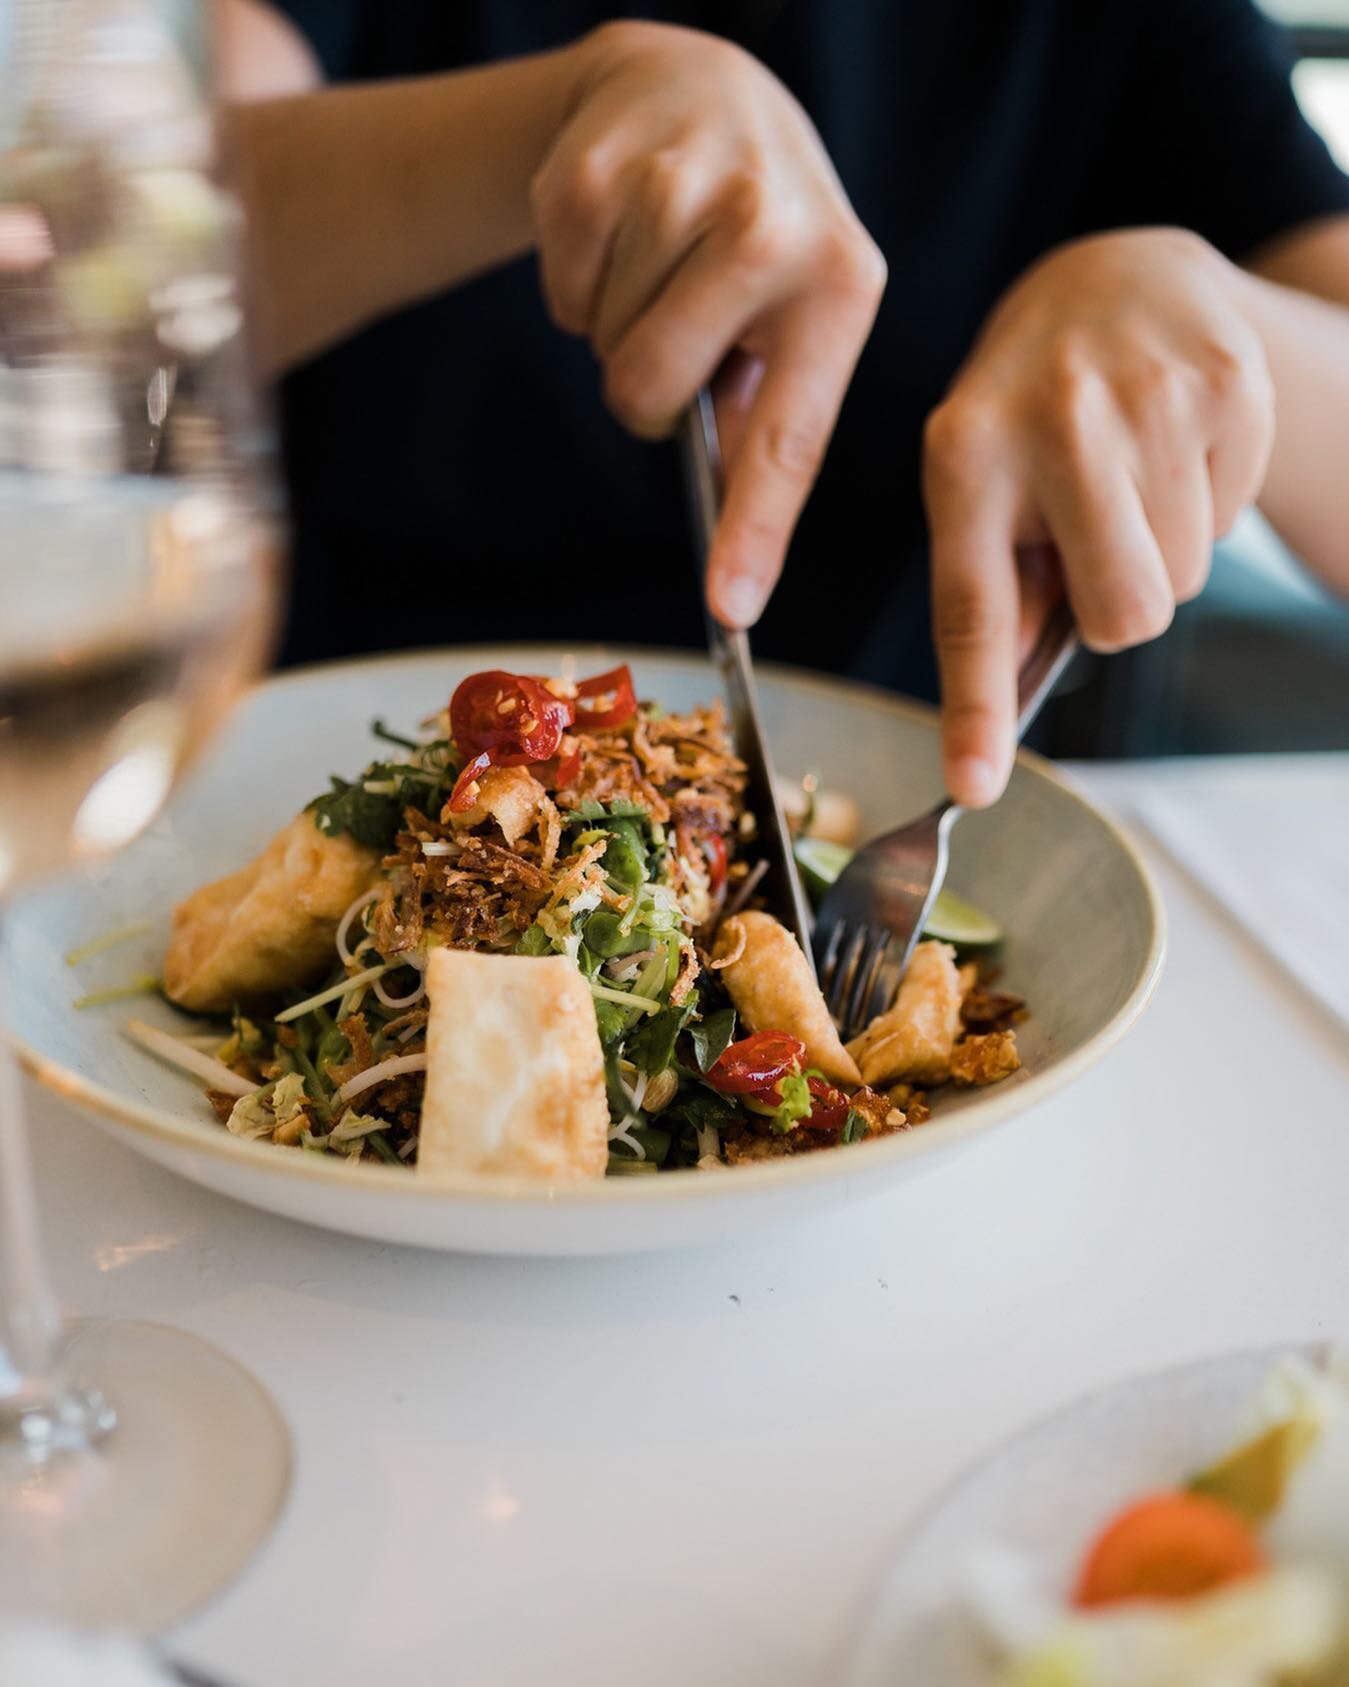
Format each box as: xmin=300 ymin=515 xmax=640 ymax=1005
xmin=0 ymin=1621 xmax=184 ymax=1686
xmin=1128 ymin=755 xmax=1349 ymax=1036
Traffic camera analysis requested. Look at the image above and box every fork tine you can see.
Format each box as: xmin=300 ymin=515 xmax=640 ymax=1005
xmin=859 ymin=937 xmax=906 ymax=1034
xmin=817 ymin=918 xmax=845 ymax=1005
xmin=841 ymin=925 xmax=890 ymax=1043
xmin=826 ymin=922 xmax=869 ymax=1028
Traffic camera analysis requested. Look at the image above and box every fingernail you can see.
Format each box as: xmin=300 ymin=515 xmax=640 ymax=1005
xmin=716 ymin=571 xmax=766 ymax=628
xmin=950 ymin=756 xmax=1001 ymax=807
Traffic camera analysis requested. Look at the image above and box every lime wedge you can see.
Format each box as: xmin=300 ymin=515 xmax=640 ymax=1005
xmin=793 ymin=837 xmax=1003 ymax=951
xmin=923 ymin=888 xmax=1003 ymax=951
xmin=792 ymin=835 xmax=853 ymax=900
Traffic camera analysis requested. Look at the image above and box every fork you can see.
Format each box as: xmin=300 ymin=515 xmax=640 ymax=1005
xmin=815 ymin=596 xmax=1078 ymax=1042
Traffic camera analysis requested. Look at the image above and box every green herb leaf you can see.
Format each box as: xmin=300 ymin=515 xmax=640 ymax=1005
xmin=515 ymin=923 xmax=553 ymax=957
xmin=841 ymin=1108 xmax=869 ymax=1145
xmin=627 ymin=1122 xmax=672 ymax=1166
xmin=689 ymin=1007 xmax=737 ymax=1074
xmin=371 ymin=719 xmax=419 ymax=751
xmin=570 ymin=799 xmax=650 ymax=822
xmin=593 ymin=1000 xmax=630 ymax=1048
xmin=306 ymin=775 xmax=403 ymax=850
xmin=664 ymin=1085 xmax=740 ymax=1134
xmin=625 ymin=996 xmax=697 ymax=1073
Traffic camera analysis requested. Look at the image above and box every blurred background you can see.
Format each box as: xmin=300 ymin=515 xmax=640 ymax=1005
xmin=1045 ymin=0 xmax=1349 ymax=760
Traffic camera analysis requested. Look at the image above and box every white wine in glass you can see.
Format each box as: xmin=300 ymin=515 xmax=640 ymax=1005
xmin=0 ymin=0 xmax=290 ymax=1632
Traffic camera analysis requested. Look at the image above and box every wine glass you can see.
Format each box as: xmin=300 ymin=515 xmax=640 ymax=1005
xmin=0 ymin=0 xmax=290 ymax=1632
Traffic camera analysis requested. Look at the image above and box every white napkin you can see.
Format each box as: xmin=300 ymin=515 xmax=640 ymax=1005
xmin=1129 ymin=756 xmax=1349 ymax=1035
xmin=0 ymin=1622 xmax=181 ymax=1686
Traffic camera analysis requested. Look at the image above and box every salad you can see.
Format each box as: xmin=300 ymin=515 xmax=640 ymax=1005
xmin=130 ymin=663 xmax=1023 ymax=1178
xmin=969 ymin=1352 xmax=1349 ymax=1686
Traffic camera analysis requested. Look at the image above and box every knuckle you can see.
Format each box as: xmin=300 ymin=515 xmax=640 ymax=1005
xmin=722 ymin=174 xmax=788 ymax=271
xmin=933 ymin=583 xmax=1010 ymax=653
xmin=1122 ymin=356 xmax=1191 ymax=428
xmin=641 ymin=148 xmax=696 ymax=229
xmin=923 ymin=397 xmax=1001 ymax=483
xmin=1040 ymin=348 xmax=1099 ymax=440
xmin=1080 ymin=587 xmax=1174 ymax=653
xmin=815 ymin=222 xmax=887 ymax=301
xmin=759 ymin=414 xmax=829 ymax=483
xmin=602 ymin=347 xmax=674 ymax=438
xmin=552 ymin=146 xmax=614 ymax=236
xmin=1170 ymin=548 xmax=1211 ymax=604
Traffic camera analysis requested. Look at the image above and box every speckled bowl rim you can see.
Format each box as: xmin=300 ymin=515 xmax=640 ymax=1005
xmin=10 ymin=644 xmax=1166 ymax=1209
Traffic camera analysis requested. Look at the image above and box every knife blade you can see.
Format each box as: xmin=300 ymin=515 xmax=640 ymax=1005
xmin=678 ymin=387 xmax=817 ymax=976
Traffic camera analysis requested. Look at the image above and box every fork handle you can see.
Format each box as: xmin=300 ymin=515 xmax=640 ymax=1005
xmin=1016 ymin=594 xmax=1078 ymax=741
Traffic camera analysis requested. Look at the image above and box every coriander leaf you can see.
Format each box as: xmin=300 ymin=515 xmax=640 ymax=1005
xmin=306 ymin=776 xmax=403 ymax=850
xmin=515 ymin=923 xmax=553 ymax=957
xmin=664 ymin=1085 xmax=740 ymax=1134
xmin=689 ymin=1007 xmax=736 ymax=1074
xmin=593 ymin=1000 xmax=629 ymax=1048
xmin=626 ymin=998 xmax=696 ymax=1073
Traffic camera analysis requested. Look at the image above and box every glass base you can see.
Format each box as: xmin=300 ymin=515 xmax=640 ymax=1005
xmin=0 ymin=1318 xmax=290 ymax=1633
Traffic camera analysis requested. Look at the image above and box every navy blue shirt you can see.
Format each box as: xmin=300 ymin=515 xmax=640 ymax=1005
xmin=269 ymin=0 xmax=1349 ymax=697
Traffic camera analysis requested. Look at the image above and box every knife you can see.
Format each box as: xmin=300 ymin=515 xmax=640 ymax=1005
xmin=679 ymin=386 xmax=817 ymax=976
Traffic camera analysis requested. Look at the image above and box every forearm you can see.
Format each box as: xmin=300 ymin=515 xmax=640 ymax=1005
xmin=227 ymin=44 xmax=587 ymax=371
xmin=1236 ymin=267 xmax=1349 ymax=594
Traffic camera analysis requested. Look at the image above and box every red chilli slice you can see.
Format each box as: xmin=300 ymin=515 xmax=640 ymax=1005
xmin=573 ymin=664 xmax=637 ymax=732
xmin=450 ymin=670 xmax=573 ymax=764
xmin=707 ymin=1030 xmax=806 ymax=1096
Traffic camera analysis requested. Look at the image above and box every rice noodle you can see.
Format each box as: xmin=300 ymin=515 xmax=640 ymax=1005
xmin=336 ymin=888 xmax=383 ymax=967
xmin=373 ymin=968 xmax=427 ymax=1012
xmin=275 ymin=962 xmax=389 ymax=1024
xmin=335 ymin=1053 xmax=428 ymax=1105
xmin=603 ymin=948 xmax=656 ymax=982
xmin=420 ymin=840 xmax=455 ymax=857
xmin=124 ymin=1018 xmax=257 ymax=1097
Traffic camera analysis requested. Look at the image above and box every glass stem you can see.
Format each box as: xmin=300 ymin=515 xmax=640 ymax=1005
xmin=0 ymin=939 xmax=60 ymax=1399
xmin=0 ymin=919 xmax=110 ymax=1453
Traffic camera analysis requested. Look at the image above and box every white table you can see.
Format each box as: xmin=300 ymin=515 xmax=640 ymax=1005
xmin=25 ymin=758 xmax=1349 ymax=1687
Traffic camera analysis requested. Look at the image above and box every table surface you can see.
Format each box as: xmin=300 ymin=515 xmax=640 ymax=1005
xmin=24 ymin=756 xmax=1349 ymax=1687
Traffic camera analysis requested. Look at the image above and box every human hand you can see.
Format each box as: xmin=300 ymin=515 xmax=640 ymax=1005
xmin=532 ymin=21 xmax=886 ymax=627
xmin=922 ymin=228 xmax=1275 ymax=806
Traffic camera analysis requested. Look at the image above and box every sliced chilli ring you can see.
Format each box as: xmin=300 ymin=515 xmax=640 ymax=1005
xmin=573 ymin=664 xmax=637 ymax=732
xmin=707 ymin=1029 xmax=807 ymax=1096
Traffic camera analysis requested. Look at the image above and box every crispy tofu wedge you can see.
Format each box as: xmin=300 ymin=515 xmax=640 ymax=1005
xmin=417 ymin=948 xmax=608 ymax=1180
xmin=164 ymin=814 xmax=382 ymax=1013
xmin=713 ymin=910 xmax=860 ymax=1087
xmin=847 ymin=940 xmax=961 ymax=1087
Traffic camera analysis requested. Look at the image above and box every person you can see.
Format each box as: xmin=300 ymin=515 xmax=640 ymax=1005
xmin=216 ymin=0 xmax=1349 ymax=808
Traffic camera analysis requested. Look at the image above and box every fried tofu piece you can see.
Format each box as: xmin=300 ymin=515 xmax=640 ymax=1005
xmin=713 ymin=910 xmax=860 ymax=1087
xmin=417 ymin=948 xmax=608 ymax=1181
xmin=445 ymin=765 xmax=552 ymax=850
xmin=948 ymin=1029 xmax=1021 ymax=1087
xmin=848 ymin=940 xmax=962 ymax=1088
xmin=164 ymin=814 xmax=382 ymax=1012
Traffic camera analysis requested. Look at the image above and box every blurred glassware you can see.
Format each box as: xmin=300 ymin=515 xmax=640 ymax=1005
xmin=0 ymin=0 xmax=290 ymax=1632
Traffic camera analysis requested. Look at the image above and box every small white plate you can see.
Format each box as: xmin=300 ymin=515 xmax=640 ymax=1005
xmin=845 ymin=1343 xmax=1330 ymax=1687
xmin=6 ymin=645 xmax=1164 ymax=1255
